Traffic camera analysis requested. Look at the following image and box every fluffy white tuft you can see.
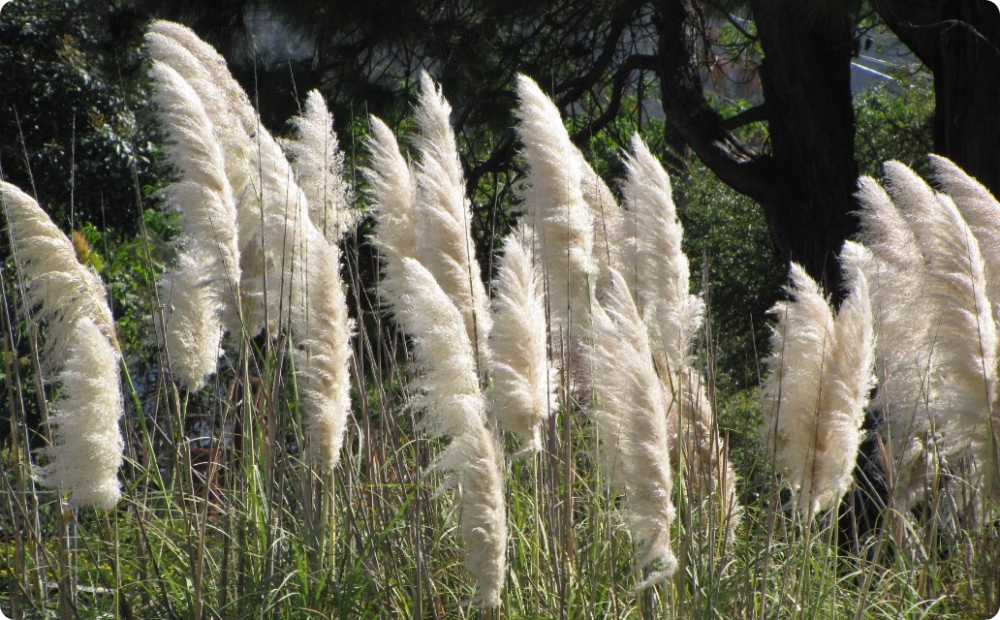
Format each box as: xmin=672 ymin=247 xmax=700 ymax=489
xmin=149 ymin=60 xmax=241 ymax=388
xmin=394 ymin=258 xmax=507 ymax=606
xmin=513 ymin=75 xmax=595 ymax=349
xmin=38 ymin=318 xmax=125 ymax=509
xmin=284 ymin=90 xmax=357 ymax=241
xmin=488 ymin=224 xmax=555 ymax=453
xmin=588 ymin=269 xmax=677 ymax=587
xmin=761 ymin=257 xmax=874 ymax=519
xmin=412 ymin=72 xmax=492 ymax=363
xmin=579 ymin=152 xmax=625 ymax=296
xmin=1 ymin=183 xmax=124 ymax=509
xmin=365 ymin=116 xmax=419 ymax=315
xmin=885 ymin=164 xmax=996 ymax=465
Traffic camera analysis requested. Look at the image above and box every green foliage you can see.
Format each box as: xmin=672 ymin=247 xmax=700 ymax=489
xmin=854 ymin=77 xmax=934 ymax=179
xmin=0 ymin=0 xmax=155 ymax=233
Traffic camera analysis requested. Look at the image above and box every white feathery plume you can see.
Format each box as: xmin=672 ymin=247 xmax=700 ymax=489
xmin=394 ymin=258 xmax=506 ymax=607
xmin=38 ymin=318 xmax=125 ymax=509
xmin=149 ymin=60 xmax=241 ymax=388
xmin=146 ymin=20 xmax=257 ymax=137
xmin=621 ymin=133 xmax=704 ymax=379
xmin=588 ymin=268 xmax=677 ymax=587
xmin=365 ymin=116 xmax=419 ymax=314
xmin=929 ymin=155 xmax=1000 ymax=495
xmin=1 ymin=182 xmax=123 ymax=508
xmin=412 ymin=72 xmax=492 ymax=361
xmin=513 ymin=75 xmax=595 ymax=350
xmin=853 ymin=176 xmax=936 ymax=503
xmin=284 ymin=89 xmax=357 ymax=241
xmin=145 ymin=29 xmax=247 ymax=172
xmin=579 ymin=152 xmax=625 ymax=295
xmin=292 ymin=224 xmax=355 ymax=472
xmin=146 ymin=23 xmax=354 ymax=467
xmin=1 ymin=182 xmax=115 ymax=354
xmin=885 ymin=163 xmax=997 ymax=462
xmin=930 ymin=155 xmax=1000 ymax=322
xmin=488 ymin=224 xmax=555 ymax=453
xmin=761 ymin=256 xmax=874 ymax=519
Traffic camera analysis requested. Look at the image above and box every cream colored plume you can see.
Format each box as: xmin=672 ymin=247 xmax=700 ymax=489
xmin=513 ymin=75 xmax=595 ymax=349
xmin=579 ymin=152 xmax=625 ymax=296
xmin=365 ymin=116 xmax=419 ymax=313
xmin=38 ymin=318 xmax=125 ymax=509
xmin=589 ymin=269 xmax=677 ymax=587
xmin=149 ymin=60 xmax=241 ymax=388
xmin=853 ymin=176 xmax=935 ymax=502
xmin=930 ymin=155 xmax=1000 ymax=321
xmin=412 ymin=72 xmax=492 ymax=362
xmin=621 ymin=133 xmax=703 ymax=378
xmin=285 ymin=90 xmax=357 ymax=241
xmin=1 ymin=182 xmax=123 ymax=508
xmin=885 ymin=163 xmax=996 ymax=463
xmin=148 ymin=22 xmax=353 ymax=468
xmin=146 ymin=20 xmax=257 ymax=136
xmin=394 ymin=258 xmax=506 ymax=607
xmin=488 ymin=224 xmax=555 ymax=453
xmin=1 ymin=182 xmax=114 ymax=354
xmin=292 ymin=225 xmax=355 ymax=472
xmin=761 ymin=255 xmax=874 ymax=519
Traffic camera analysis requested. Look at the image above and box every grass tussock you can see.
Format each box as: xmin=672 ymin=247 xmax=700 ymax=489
xmin=0 ymin=22 xmax=997 ymax=620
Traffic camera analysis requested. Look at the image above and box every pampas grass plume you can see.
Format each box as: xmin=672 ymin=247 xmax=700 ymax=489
xmin=1 ymin=182 xmax=123 ymax=508
xmin=488 ymin=224 xmax=555 ymax=453
xmin=395 ymin=258 xmax=506 ymax=606
xmin=285 ymin=90 xmax=357 ymax=241
xmin=513 ymin=75 xmax=595 ymax=345
xmin=589 ymin=269 xmax=677 ymax=586
xmin=761 ymin=252 xmax=874 ymax=518
xmin=412 ymin=72 xmax=492 ymax=359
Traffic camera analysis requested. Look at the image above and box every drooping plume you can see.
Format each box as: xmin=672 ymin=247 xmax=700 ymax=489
xmin=412 ymin=72 xmax=492 ymax=361
xmin=589 ymin=269 xmax=677 ymax=587
xmin=365 ymin=116 xmax=419 ymax=314
xmin=885 ymin=163 xmax=996 ymax=463
xmin=853 ymin=175 xmax=934 ymax=502
xmin=621 ymin=133 xmax=703 ymax=378
xmin=930 ymin=155 xmax=1000 ymax=319
xmin=1 ymin=182 xmax=123 ymax=508
xmin=488 ymin=224 xmax=555 ymax=453
xmin=147 ymin=22 xmax=353 ymax=470
xmin=393 ymin=258 xmax=506 ymax=607
xmin=514 ymin=75 xmax=595 ymax=351
xmin=284 ymin=90 xmax=357 ymax=241
xmin=149 ymin=60 xmax=241 ymax=388
xmin=761 ymin=255 xmax=874 ymax=519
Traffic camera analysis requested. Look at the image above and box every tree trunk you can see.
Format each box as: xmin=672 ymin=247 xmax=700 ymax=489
xmin=654 ymin=0 xmax=861 ymax=296
xmin=878 ymin=1 xmax=1000 ymax=197
xmin=752 ymin=1 xmax=860 ymax=294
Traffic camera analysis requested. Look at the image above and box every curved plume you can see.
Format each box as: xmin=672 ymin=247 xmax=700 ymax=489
xmin=513 ymin=75 xmax=595 ymax=349
xmin=579 ymin=152 xmax=625 ymax=295
xmin=365 ymin=116 xmax=419 ymax=314
xmin=886 ymin=164 xmax=996 ymax=462
xmin=589 ymin=269 xmax=677 ymax=587
xmin=488 ymin=224 xmax=555 ymax=453
xmin=149 ymin=60 xmax=241 ymax=388
xmin=762 ymin=257 xmax=874 ymax=519
xmin=394 ymin=258 xmax=506 ymax=607
xmin=1 ymin=182 xmax=115 ymax=354
xmin=621 ymin=133 xmax=703 ymax=378
xmin=412 ymin=72 xmax=492 ymax=361
xmin=1 ymin=182 xmax=123 ymax=508
xmin=285 ymin=90 xmax=357 ymax=241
